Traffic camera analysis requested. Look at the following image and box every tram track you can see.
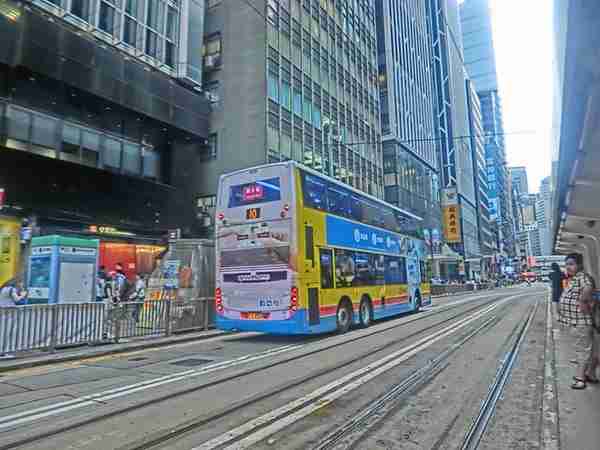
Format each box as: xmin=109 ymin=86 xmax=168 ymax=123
xmin=310 ymin=294 xmax=541 ymax=450
xmin=125 ymin=292 xmax=529 ymax=450
xmin=460 ymin=297 xmax=540 ymax=450
xmin=0 ymin=289 xmax=528 ymax=450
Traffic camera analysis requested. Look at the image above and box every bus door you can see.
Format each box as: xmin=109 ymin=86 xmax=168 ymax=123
xmin=303 ymin=222 xmax=320 ymax=325
xmin=406 ymin=256 xmax=420 ymax=304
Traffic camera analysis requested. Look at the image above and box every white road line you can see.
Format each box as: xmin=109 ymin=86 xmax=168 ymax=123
xmin=194 ymin=294 xmax=524 ymax=450
xmin=0 ymin=344 xmax=300 ymax=431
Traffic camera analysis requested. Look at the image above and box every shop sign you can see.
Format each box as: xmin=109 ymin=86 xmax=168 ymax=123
xmin=443 ymin=205 xmax=461 ymax=243
xmin=88 ymin=225 xmax=135 ymax=237
xmin=31 ymin=246 xmax=52 ymax=255
xmin=59 ymin=246 xmax=97 ymax=256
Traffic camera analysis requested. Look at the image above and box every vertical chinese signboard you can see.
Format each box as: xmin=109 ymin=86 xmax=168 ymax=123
xmin=442 ymin=188 xmax=462 ymax=243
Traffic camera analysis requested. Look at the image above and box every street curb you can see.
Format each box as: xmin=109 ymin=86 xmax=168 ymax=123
xmin=541 ymin=290 xmax=561 ymax=450
xmin=0 ymin=329 xmax=228 ymax=373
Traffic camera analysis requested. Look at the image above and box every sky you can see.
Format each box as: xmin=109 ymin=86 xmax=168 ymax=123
xmin=489 ymin=0 xmax=554 ymax=193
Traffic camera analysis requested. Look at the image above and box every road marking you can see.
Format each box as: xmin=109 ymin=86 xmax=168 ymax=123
xmin=0 ymin=344 xmax=300 ymax=431
xmin=194 ymin=294 xmax=524 ymax=450
xmin=0 ymin=289 xmax=522 ymax=431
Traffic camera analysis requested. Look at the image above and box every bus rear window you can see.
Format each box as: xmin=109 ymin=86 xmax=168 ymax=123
xmin=221 ymin=246 xmax=290 ymax=268
xmin=228 ymin=177 xmax=281 ymax=207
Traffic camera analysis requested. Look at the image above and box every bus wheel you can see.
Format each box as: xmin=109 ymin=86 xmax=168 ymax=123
xmin=336 ymin=300 xmax=353 ymax=333
xmin=359 ymin=298 xmax=372 ymax=328
xmin=414 ymin=292 xmax=422 ymax=313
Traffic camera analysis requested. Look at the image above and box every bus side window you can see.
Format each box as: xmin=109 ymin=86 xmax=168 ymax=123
xmin=305 ymin=225 xmax=314 ymax=266
xmin=319 ymin=249 xmax=334 ymax=289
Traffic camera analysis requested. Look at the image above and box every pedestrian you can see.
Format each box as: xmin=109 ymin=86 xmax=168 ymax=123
xmin=557 ymin=253 xmax=597 ymax=389
xmin=0 ymin=279 xmax=16 ymax=307
xmin=96 ymin=266 xmax=108 ymax=303
xmin=550 ymin=263 xmax=563 ymax=303
xmin=129 ymin=273 xmax=146 ymax=323
xmin=1 ymin=280 xmax=28 ymax=306
xmin=112 ymin=263 xmax=130 ymax=303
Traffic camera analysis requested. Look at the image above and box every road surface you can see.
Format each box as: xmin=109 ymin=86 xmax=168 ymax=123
xmin=0 ymin=286 xmax=548 ymax=450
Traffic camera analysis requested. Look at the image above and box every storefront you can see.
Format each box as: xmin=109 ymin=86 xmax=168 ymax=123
xmin=0 ymin=216 xmax=20 ymax=286
xmin=36 ymin=219 xmax=166 ymax=280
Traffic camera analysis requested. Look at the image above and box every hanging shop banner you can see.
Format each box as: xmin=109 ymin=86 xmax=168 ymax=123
xmin=0 ymin=218 xmax=20 ymax=286
xmin=443 ymin=204 xmax=462 ymax=243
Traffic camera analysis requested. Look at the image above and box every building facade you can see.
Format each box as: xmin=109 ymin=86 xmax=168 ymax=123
xmin=376 ymin=0 xmax=441 ymax=233
xmin=536 ymin=176 xmax=553 ymax=255
xmin=0 ymin=0 xmax=211 ymax=282
xmin=460 ymin=0 xmax=514 ymax=259
xmin=466 ymin=79 xmax=494 ymax=258
xmin=200 ymin=0 xmax=383 ymax=224
xmin=430 ymin=0 xmax=480 ymax=262
xmin=510 ymin=166 xmax=529 ymax=196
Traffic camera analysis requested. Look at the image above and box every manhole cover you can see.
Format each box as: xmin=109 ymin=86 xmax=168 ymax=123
xmin=128 ymin=357 xmax=149 ymax=362
xmin=171 ymin=358 xmax=212 ymax=367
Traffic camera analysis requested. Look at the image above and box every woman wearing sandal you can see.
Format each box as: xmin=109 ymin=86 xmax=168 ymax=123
xmin=557 ymin=253 xmax=597 ymax=389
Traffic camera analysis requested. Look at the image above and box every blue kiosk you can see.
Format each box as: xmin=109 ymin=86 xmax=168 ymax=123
xmin=27 ymin=235 xmax=99 ymax=304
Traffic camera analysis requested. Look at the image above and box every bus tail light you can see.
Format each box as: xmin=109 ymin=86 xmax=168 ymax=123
xmin=289 ymin=286 xmax=298 ymax=312
xmin=215 ymin=288 xmax=224 ymax=313
xmin=217 ymin=212 xmax=225 ymax=221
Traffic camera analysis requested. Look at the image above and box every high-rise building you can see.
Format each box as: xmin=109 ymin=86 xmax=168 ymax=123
xmin=377 ymin=0 xmax=441 ymax=232
xmin=200 ymin=0 xmax=383 ymax=215
xmin=430 ymin=0 xmax=480 ymax=263
xmin=510 ymin=166 xmax=529 ymax=196
xmin=537 ymin=177 xmax=553 ymax=255
xmin=466 ymin=79 xmax=494 ymax=257
xmin=460 ymin=0 xmax=514 ymax=258
xmin=0 ymin=0 xmax=210 ymax=267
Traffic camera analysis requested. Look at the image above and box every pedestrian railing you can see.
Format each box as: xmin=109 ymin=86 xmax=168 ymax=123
xmin=0 ymin=303 xmax=105 ymax=354
xmin=0 ymin=298 xmax=214 ymax=356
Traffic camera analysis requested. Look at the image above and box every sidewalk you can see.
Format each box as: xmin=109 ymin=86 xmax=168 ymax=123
xmin=0 ymin=329 xmax=226 ymax=373
xmin=548 ymin=300 xmax=600 ymax=450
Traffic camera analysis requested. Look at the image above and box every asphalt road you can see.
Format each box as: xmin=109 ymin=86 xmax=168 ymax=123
xmin=0 ymin=286 xmax=548 ymax=450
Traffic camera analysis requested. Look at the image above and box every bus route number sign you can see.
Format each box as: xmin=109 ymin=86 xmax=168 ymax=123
xmin=246 ymin=207 xmax=261 ymax=220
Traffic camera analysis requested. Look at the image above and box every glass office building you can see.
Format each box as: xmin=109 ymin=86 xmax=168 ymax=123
xmin=376 ymin=0 xmax=441 ymax=231
xmin=201 ymin=0 xmax=383 ymax=200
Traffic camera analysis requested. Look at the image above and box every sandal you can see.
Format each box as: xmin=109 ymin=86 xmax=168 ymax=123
xmin=571 ymin=378 xmax=587 ymax=390
xmin=573 ymin=374 xmax=600 ymax=384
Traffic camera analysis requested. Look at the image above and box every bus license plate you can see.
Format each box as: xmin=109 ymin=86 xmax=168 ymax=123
xmin=247 ymin=312 xmax=264 ymax=320
xmin=259 ymin=298 xmax=281 ymax=308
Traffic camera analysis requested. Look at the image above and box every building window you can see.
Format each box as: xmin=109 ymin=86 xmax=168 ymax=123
xmin=61 ymin=124 xmax=81 ymax=164
xmin=99 ymin=2 xmax=116 ymax=35
xmin=123 ymin=143 xmax=141 ymax=174
xmin=267 ymin=72 xmax=279 ymax=102
xmin=142 ymin=147 xmax=159 ymax=178
xmin=203 ymin=34 xmax=222 ymax=70
xmin=165 ymin=41 xmax=175 ymax=67
xmin=281 ymin=80 xmax=291 ymax=110
xmin=146 ymin=0 xmax=161 ymax=30
xmin=125 ymin=0 xmax=137 ymax=16
xmin=104 ymin=137 xmax=122 ymax=169
xmin=70 ymin=0 xmax=90 ymax=20
xmin=123 ymin=17 xmax=137 ymax=46
xmin=146 ymin=30 xmax=158 ymax=58
xmin=207 ymin=133 xmax=218 ymax=159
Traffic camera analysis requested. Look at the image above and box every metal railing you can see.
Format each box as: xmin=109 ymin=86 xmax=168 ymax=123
xmin=0 ymin=303 xmax=105 ymax=354
xmin=0 ymin=298 xmax=214 ymax=355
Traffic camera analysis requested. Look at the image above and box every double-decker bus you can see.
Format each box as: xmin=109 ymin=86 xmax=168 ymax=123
xmin=215 ymin=161 xmax=431 ymax=335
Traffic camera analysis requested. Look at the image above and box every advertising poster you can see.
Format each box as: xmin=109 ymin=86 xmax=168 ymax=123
xmin=0 ymin=218 xmax=20 ymax=286
xmin=28 ymin=255 xmax=51 ymax=301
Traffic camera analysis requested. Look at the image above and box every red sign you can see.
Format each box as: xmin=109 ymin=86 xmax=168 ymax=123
xmin=0 ymin=188 xmax=4 ymax=209
xmin=242 ymin=184 xmax=264 ymax=201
